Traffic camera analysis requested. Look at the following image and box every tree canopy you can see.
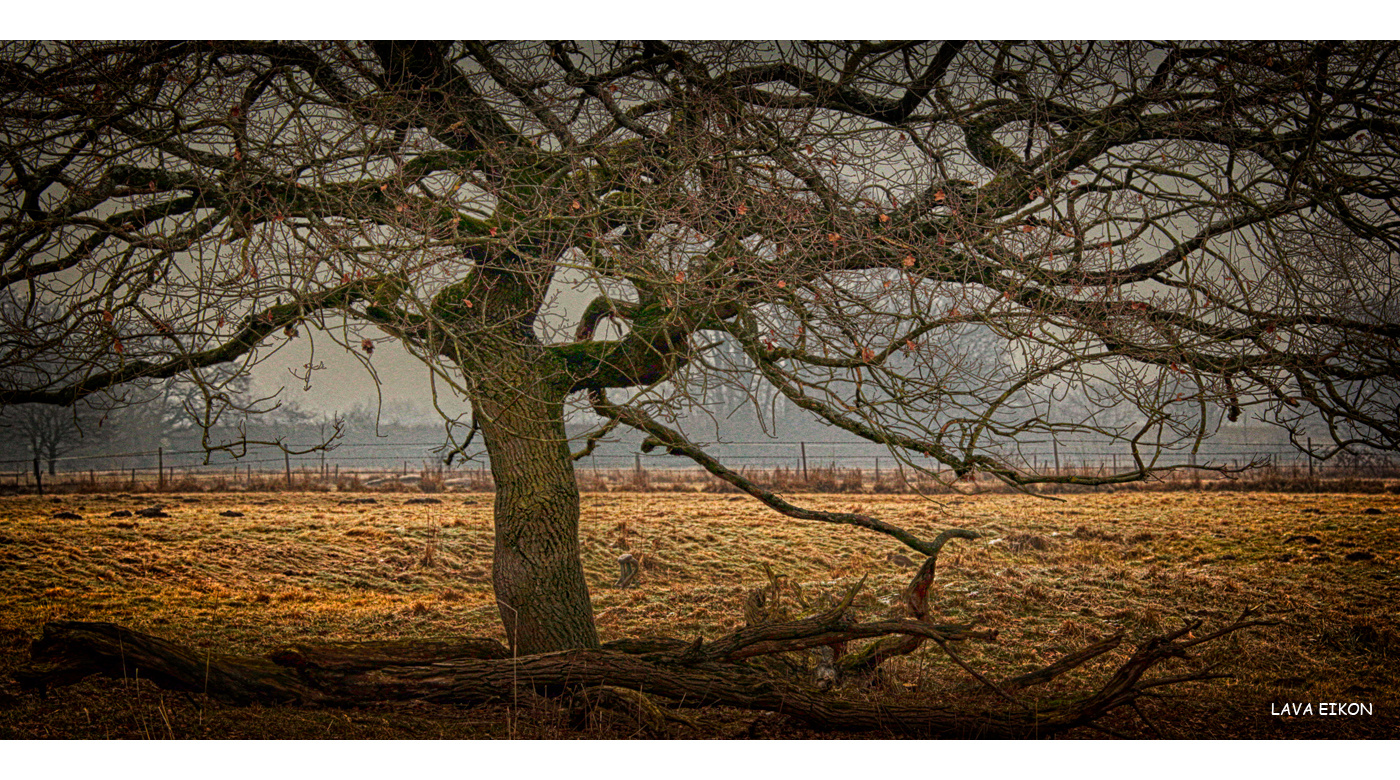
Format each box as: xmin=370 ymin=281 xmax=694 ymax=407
xmin=3 ymin=41 xmax=1400 ymax=654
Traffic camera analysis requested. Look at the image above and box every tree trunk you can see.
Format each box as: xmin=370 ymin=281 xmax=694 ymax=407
xmin=472 ymin=370 xmax=598 ymax=655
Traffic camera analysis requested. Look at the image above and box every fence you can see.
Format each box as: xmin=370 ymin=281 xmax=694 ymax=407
xmin=2 ymin=436 xmax=1396 ymax=494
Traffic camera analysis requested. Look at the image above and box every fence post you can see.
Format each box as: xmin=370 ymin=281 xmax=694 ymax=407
xmin=634 ymin=453 xmax=642 ymax=481
xmin=1052 ymin=439 xmax=1061 ymax=475
xmin=800 ymin=442 xmax=808 ymax=482
xmin=158 ymin=447 xmax=165 ymax=490
xmin=1308 ymin=437 xmax=1314 ymax=478
xmin=284 ymin=450 xmax=292 ymax=490
xmin=33 ymin=456 xmax=42 ymax=496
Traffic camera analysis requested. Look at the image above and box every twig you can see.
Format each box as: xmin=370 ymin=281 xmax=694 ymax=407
xmin=1131 ymin=700 xmax=1165 ymax=738
xmin=937 ymin=640 xmax=1030 ymax=712
xmin=1002 ymin=632 xmax=1124 ymax=692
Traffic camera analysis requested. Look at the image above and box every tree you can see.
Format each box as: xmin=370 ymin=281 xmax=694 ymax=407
xmin=0 ymin=402 xmax=103 ymax=475
xmin=2 ymin=41 xmax=1398 ymax=707
xmin=0 ymin=296 xmax=109 ymax=474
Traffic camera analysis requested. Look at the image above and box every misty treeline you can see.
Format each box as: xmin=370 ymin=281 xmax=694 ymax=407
xmin=0 ymin=384 xmax=454 ymax=474
xmin=1 ymin=336 xmax=1159 ymax=478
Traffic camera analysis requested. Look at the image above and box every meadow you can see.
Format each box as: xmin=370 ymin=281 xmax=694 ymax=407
xmin=0 ymin=489 xmax=1395 ymax=739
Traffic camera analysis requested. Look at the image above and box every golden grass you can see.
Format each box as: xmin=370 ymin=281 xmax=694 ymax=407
xmin=0 ymin=490 xmax=1396 ymax=738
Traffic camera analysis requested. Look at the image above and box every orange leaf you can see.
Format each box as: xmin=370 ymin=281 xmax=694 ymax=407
xmin=902 ymin=255 xmax=915 ymax=268
xmin=777 ymin=280 xmax=787 ymax=289
xmin=827 ymin=233 xmax=841 ymax=244
xmin=1022 ymin=225 xmax=1035 ymax=232
xmin=674 ymin=271 xmax=685 ymax=283
xmin=737 ymin=204 xmax=749 ymax=216
xmin=933 ymin=190 xmax=946 ymax=202
xmin=878 ymin=213 xmax=889 ymax=223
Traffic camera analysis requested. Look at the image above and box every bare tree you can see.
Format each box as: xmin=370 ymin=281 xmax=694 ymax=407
xmin=0 ymin=402 xmax=103 ymax=475
xmin=3 ymin=43 xmax=1399 ymax=731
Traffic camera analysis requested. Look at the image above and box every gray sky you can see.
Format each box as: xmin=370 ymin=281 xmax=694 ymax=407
xmin=250 ymin=265 xmax=606 ymax=421
xmin=252 ymin=335 xmax=436 ymax=419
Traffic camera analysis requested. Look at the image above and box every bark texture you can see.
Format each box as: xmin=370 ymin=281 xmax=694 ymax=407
xmin=465 ymin=343 xmax=598 ymax=654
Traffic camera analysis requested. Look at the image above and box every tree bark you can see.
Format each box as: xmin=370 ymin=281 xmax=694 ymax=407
xmin=471 ymin=366 xmax=599 ymax=655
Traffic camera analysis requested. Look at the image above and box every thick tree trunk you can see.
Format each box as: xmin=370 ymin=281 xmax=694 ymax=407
xmin=472 ymin=372 xmax=599 ymax=655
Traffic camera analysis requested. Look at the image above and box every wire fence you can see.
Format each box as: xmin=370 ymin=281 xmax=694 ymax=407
xmin=2 ymin=436 xmax=1396 ymax=494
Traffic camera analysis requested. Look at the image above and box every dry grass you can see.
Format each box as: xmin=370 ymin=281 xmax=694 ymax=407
xmin=0 ymin=490 xmax=1396 ymax=739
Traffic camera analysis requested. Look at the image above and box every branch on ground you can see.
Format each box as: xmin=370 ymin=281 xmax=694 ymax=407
xmin=14 ymin=608 xmax=1274 ymax=738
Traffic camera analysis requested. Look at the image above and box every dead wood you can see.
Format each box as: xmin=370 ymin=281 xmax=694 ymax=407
xmin=1001 ymin=633 xmax=1125 ymax=692
xmin=13 ymin=607 xmax=1274 ymax=738
xmin=840 ymin=528 xmax=981 ymax=675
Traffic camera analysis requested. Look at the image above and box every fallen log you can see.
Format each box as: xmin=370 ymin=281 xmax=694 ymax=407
xmin=13 ymin=607 xmax=1274 ymax=738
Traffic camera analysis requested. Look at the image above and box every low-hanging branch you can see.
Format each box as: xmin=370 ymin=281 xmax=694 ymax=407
xmin=0 ymin=275 xmax=397 ymax=408
xmin=590 ymin=389 xmax=956 ymax=557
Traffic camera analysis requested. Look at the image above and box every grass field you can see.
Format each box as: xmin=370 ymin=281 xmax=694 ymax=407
xmin=0 ymin=490 xmax=1396 ymax=739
